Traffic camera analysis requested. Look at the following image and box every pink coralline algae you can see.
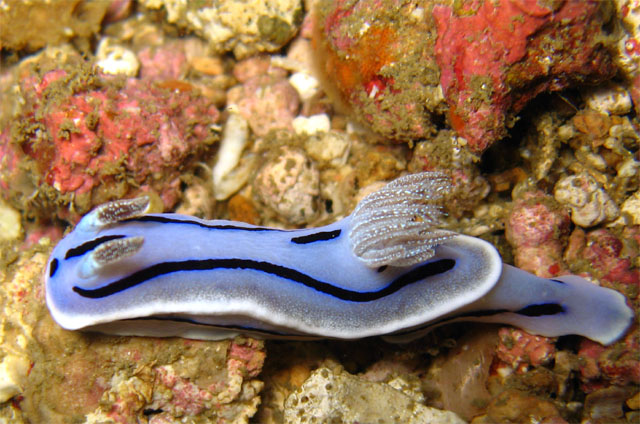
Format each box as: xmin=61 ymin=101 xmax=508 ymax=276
xmin=0 ymin=67 xmax=219 ymax=220
xmin=433 ymin=0 xmax=616 ymax=152
xmin=227 ymin=57 xmax=300 ymax=137
xmin=229 ymin=338 xmax=267 ymax=378
xmin=137 ymin=40 xmax=188 ymax=81
xmin=495 ymin=328 xmax=556 ymax=374
xmin=505 ymin=192 xmax=571 ymax=278
xmin=565 ymin=227 xmax=640 ymax=289
xmin=578 ymin=327 xmax=640 ymax=393
xmin=151 ymin=366 xmax=218 ymax=417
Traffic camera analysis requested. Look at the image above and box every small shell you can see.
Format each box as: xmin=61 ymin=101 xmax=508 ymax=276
xmin=583 ymin=83 xmax=632 ymax=115
xmin=554 ymin=173 xmax=619 ymax=227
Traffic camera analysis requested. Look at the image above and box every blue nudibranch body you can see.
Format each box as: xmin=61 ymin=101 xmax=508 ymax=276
xmin=45 ymin=172 xmax=634 ymax=345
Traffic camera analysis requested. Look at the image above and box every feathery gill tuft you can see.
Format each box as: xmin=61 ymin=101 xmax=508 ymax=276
xmin=348 ymin=172 xmax=454 ymax=267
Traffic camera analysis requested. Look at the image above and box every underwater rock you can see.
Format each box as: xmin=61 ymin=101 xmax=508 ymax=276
xmin=253 ymin=147 xmax=320 ymax=225
xmin=0 ymin=0 xmax=109 ymax=52
xmin=137 ymin=40 xmax=189 ymax=81
xmin=140 ymin=0 xmax=303 ymax=59
xmin=472 ymin=389 xmax=567 ymax=424
xmin=0 ymin=67 xmax=219 ymax=221
xmin=578 ymin=328 xmax=640 ymax=393
xmin=433 ymin=0 xmax=616 ymax=152
xmin=565 ymin=227 xmax=640 ymax=286
xmin=227 ymin=64 xmax=301 ymax=137
xmin=554 ymin=172 xmax=619 ymax=227
xmin=315 ymin=0 xmax=616 ymax=152
xmin=495 ymin=328 xmax=556 ymax=375
xmin=583 ymin=82 xmax=633 ymax=116
xmin=613 ymin=0 xmax=640 ymax=113
xmin=422 ymin=329 xmax=498 ymax=421
xmin=284 ymin=367 xmax=465 ymax=424
xmin=505 ymin=191 xmax=571 ymax=278
xmin=314 ymin=0 xmax=445 ymax=142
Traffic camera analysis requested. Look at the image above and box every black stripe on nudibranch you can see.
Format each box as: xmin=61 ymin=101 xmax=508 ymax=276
xmin=516 ymin=303 xmax=565 ymax=317
xmin=49 ymin=258 xmax=59 ymax=277
xmin=126 ymin=215 xmax=284 ymax=232
xmin=134 ymin=316 xmax=300 ymax=338
xmin=65 ymin=235 xmax=126 ymax=259
xmin=390 ymin=303 xmax=568 ymax=339
xmin=73 ymin=258 xmax=456 ymax=302
xmin=291 ymin=229 xmax=341 ymax=244
xmin=450 ymin=304 xmax=564 ymax=319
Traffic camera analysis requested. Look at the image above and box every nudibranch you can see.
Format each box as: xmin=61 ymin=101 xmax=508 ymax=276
xmin=45 ymin=172 xmax=634 ymax=345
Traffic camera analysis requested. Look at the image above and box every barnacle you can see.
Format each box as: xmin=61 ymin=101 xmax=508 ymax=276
xmin=348 ymin=172 xmax=454 ymax=267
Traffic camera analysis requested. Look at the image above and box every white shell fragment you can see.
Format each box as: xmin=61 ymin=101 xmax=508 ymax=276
xmin=292 ymin=114 xmax=331 ymax=135
xmin=0 ymin=354 xmax=30 ymax=403
xmin=95 ymin=38 xmax=140 ymax=77
xmin=583 ymin=82 xmax=633 ymax=115
xmin=289 ymin=72 xmax=320 ymax=101
xmin=554 ymin=172 xmax=619 ymax=227
xmin=212 ymin=110 xmax=252 ymax=201
xmin=0 ymin=200 xmax=22 ymax=241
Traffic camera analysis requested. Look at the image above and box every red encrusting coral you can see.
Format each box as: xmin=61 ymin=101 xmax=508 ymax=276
xmin=433 ymin=0 xmax=616 ymax=152
xmin=578 ymin=327 xmax=640 ymax=393
xmin=314 ymin=0 xmax=616 ymax=152
xmin=0 ymin=67 xmax=219 ymax=221
xmin=495 ymin=328 xmax=556 ymax=374
xmin=565 ymin=227 xmax=640 ymax=289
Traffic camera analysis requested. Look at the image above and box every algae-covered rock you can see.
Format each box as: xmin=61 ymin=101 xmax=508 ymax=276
xmin=0 ymin=0 xmax=108 ymax=52
xmin=284 ymin=367 xmax=466 ymax=424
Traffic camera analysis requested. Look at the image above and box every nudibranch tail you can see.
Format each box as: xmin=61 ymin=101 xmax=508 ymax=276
xmin=349 ymin=171 xmax=454 ymax=267
xmin=382 ymin=264 xmax=635 ymax=346
xmin=77 ymin=196 xmax=150 ymax=231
